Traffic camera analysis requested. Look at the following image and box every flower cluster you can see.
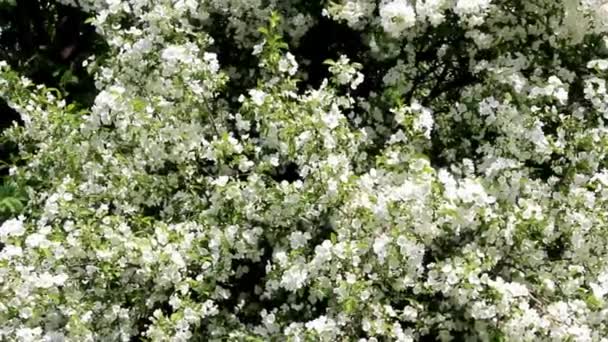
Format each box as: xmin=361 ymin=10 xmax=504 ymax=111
xmin=1 ymin=0 xmax=608 ymax=341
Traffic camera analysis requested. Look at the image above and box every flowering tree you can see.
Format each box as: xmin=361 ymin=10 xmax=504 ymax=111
xmin=2 ymin=0 xmax=608 ymax=340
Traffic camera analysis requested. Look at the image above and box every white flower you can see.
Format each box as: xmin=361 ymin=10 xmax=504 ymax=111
xmin=305 ymin=315 xmax=337 ymax=335
xmin=37 ymin=273 xmax=54 ymax=289
xmin=16 ymin=327 xmax=43 ymax=342
xmin=413 ymin=107 xmax=434 ymax=138
xmin=0 ymin=217 xmax=25 ymax=240
xmin=203 ymin=52 xmax=220 ymax=73
xmin=62 ymin=192 xmax=73 ymax=201
xmin=438 ymin=169 xmax=458 ymax=199
xmin=587 ymin=59 xmax=608 ymax=71
xmin=170 ymin=250 xmax=186 ymax=268
xmin=322 ymin=104 xmax=342 ymax=129
xmin=53 ymin=273 xmax=68 ymax=286
xmin=0 ymin=244 xmax=22 ymax=259
xmin=35 ymin=272 xmax=67 ymax=288
xmin=373 ymin=234 xmax=391 ymax=263
xmin=415 ymin=0 xmax=446 ymax=26
xmin=25 ymin=233 xmax=49 ymax=248
xmin=554 ymin=86 xmax=568 ymax=104
xmin=174 ymin=0 xmax=198 ymax=13
xmin=43 ymin=331 xmax=66 ymax=342
xmin=528 ymin=120 xmax=550 ymax=153
xmin=401 ymin=305 xmax=418 ymax=321
xmin=470 ymin=301 xmax=496 ymax=319
xmin=314 ymin=240 xmax=333 ymax=263
xmin=238 ymin=158 xmax=255 ymax=171
xmin=547 ymin=75 xmax=563 ymax=87
xmin=274 ymin=250 xmax=289 ymax=267
xmin=289 ymin=231 xmax=311 ymax=249
xmin=201 ymin=300 xmax=219 ymax=317
xmin=213 ymin=176 xmax=230 ymax=187
xmin=595 ymin=2 xmax=608 ymax=26
xmin=281 ymin=264 xmax=308 ymax=291
xmin=351 ymin=71 xmax=364 ymax=89
xmin=252 ymin=40 xmax=266 ymax=55
xmin=590 ymin=270 xmax=608 ymax=298
xmin=454 ymin=0 xmax=491 ymax=16
xmin=249 ymin=89 xmax=267 ymax=106
xmin=345 ymin=272 xmax=357 ymax=284
xmin=380 ymin=0 xmax=416 ymax=37
xmin=505 ymin=282 xmax=529 ymax=297
xmin=328 ymin=0 xmax=376 ymax=29
xmin=456 ymin=178 xmax=495 ymax=205
xmin=547 ymin=301 xmax=570 ymax=322
xmin=327 ymin=55 xmax=364 ymax=89
xmin=169 ymin=294 xmax=181 ymax=309
xmin=161 ymin=45 xmax=191 ymax=63
xmin=183 ymin=307 xmax=199 ymax=323
xmin=278 ymin=53 xmax=298 ymax=76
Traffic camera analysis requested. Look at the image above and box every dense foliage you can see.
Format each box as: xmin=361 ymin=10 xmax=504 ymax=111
xmin=2 ymin=0 xmax=608 ymax=340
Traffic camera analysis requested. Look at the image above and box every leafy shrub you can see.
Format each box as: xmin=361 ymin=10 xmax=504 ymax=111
xmin=2 ymin=0 xmax=608 ymax=341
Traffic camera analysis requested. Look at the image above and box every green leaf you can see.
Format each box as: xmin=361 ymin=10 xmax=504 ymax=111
xmin=343 ymin=297 xmax=358 ymax=314
xmin=585 ymin=293 xmax=602 ymax=310
xmin=330 ymin=232 xmax=338 ymax=244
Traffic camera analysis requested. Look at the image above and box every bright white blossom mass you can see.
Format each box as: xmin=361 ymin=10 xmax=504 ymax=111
xmin=1 ymin=0 xmax=608 ymax=340
xmin=379 ymin=0 xmax=417 ymax=37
